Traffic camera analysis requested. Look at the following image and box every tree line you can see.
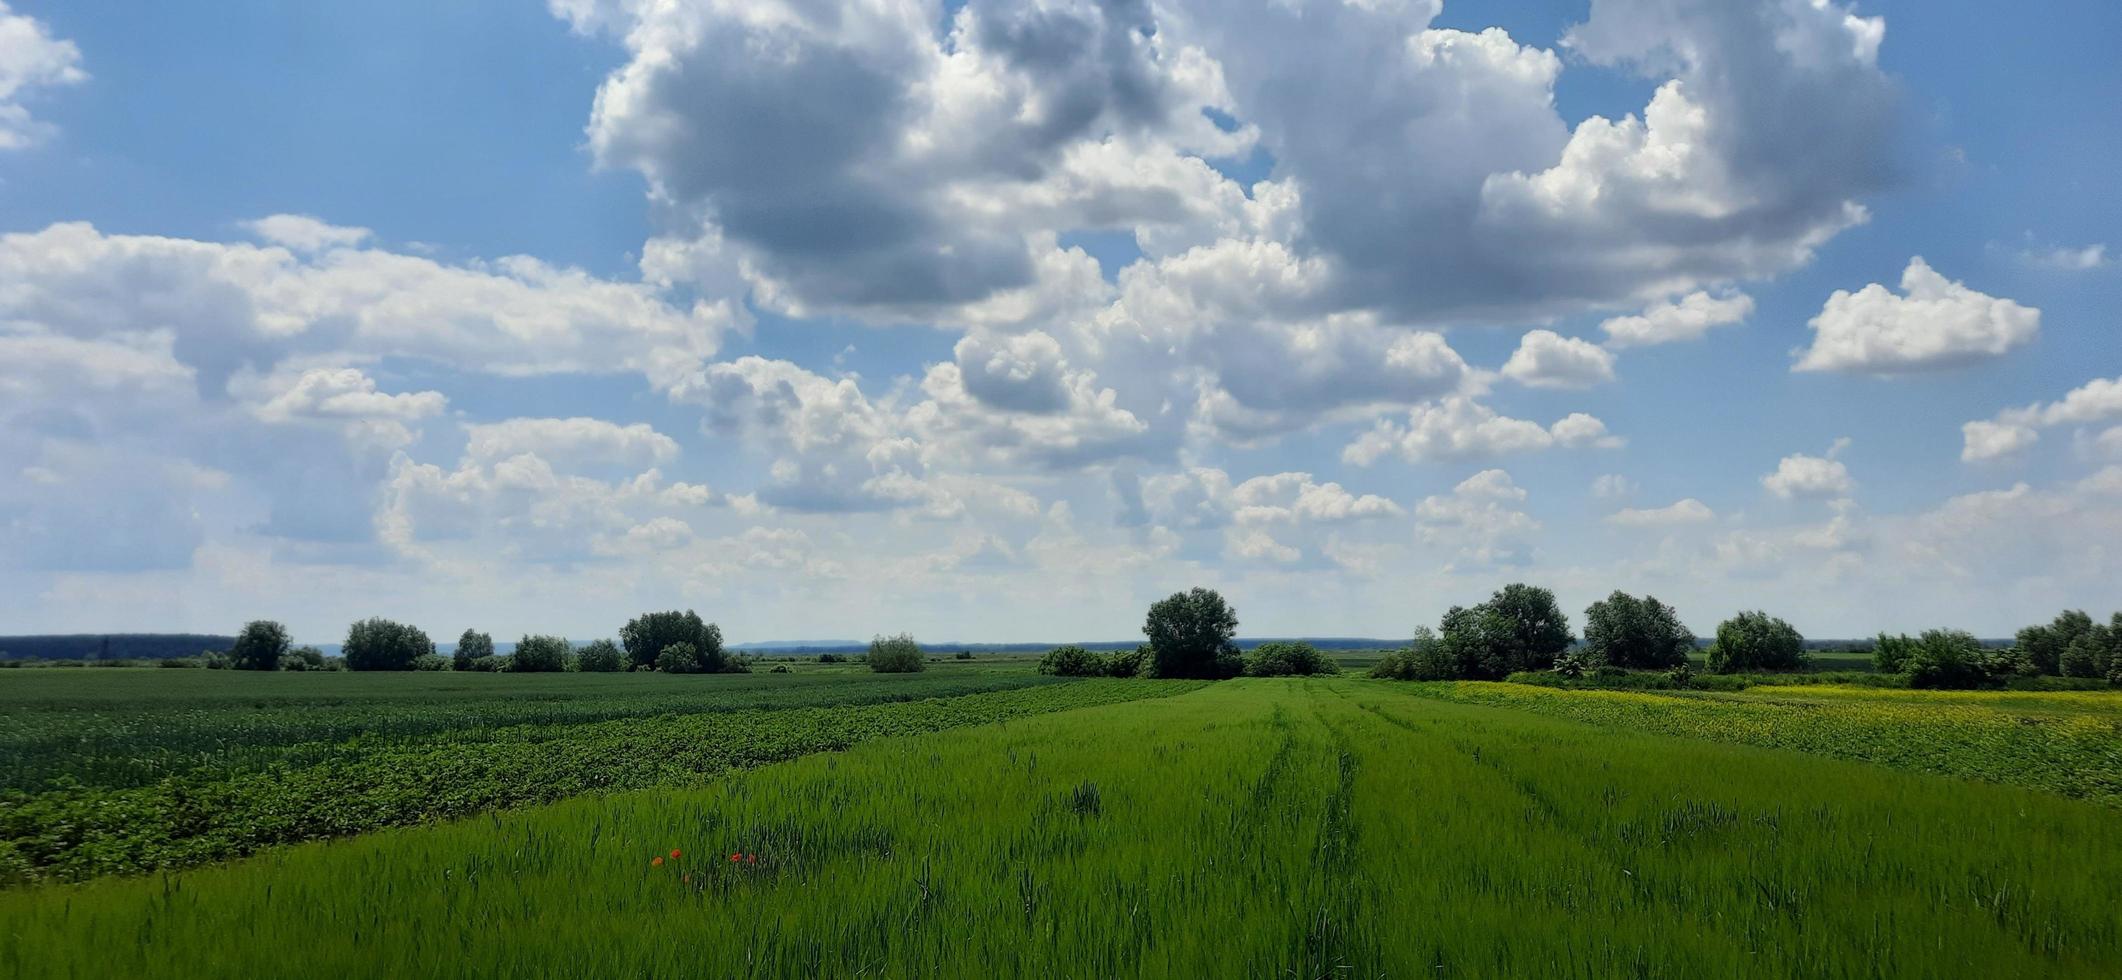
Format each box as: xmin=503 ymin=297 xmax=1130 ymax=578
xmin=206 ymin=613 xmax=948 ymax=675
xmin=158 ymin=591 xmax=2122 ymax=691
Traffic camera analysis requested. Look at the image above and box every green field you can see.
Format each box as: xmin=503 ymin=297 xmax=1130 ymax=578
xmin=0 ymin=665 xmax=1203 ymax=883
xmin=5 ymin=672 xmax=2121 ymax=977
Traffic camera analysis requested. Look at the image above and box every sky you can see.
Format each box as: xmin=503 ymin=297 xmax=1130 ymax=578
xmin=0 ymin=0 xmax=2118 ymax=645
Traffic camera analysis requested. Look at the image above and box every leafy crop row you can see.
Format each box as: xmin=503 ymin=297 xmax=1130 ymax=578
xmin=6 ymin=679 xmax=2118 ymax=978
xmin=0 ymin=679 xmax=1204 ymax=885
xmin=0 ymin=668 xmax=1068 ymax=793
xmin=1401 ymin=680 xmax=2122 ymax=805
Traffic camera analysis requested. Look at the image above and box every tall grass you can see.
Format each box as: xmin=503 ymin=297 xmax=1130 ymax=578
xmin=6 ymin=679 xmax=2118 ymax=977
xmin=1406 ymin=680 xmax=2122 ymax=805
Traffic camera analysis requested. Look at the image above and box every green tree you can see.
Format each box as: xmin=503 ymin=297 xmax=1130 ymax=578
xmin=1038 ymin=645 xmax=1108 ymax=677
xmin=1581 ymin=592 xmax=1693 ymax=670
xmin=342 ymin=618 xmax=434 ymax=671
xmin=1706 ymin=611 xmax=1806 ymax=673
xmin=513 ymin=635 xmax=571 ymax=673
xmin=1481 ymin=584 xmax=1574 ymax=674
xmin=1370 ymin=626 xmax=1456 ymax=680
xmin=2016 ymin=609 xmax=2094 ymax=676
xmin=620 ymin=611 xmax=724 ymax=672
xmin=1143 ymin=588 xmax=1243 ymax=679
xmin=1905 ymin=629 xmax=1989 ymax=689
xmin=656 ymin=642 xmax=704 ymax=673
xmin=455 ymin=630 xmax=494 ymax=671
xmin=1431 ymin=585 xmax=1573 ymax=680
xmin=1105 ymin=645 xmax=1150 ymax=678
xmin=866 ymin=634 xmax=925 ymax=673
xmin=280 ymin=645 xmax=327 ymax=672
xmin=1873 ymin=632 xmax=1917 ymax=673
xmin=1243 ymin=641 xmax=1339 ymax=677
xmin=575 ymin=639 xmax=624 ymax=672
xmin=228 ymin=620 xmax=291 ymax=671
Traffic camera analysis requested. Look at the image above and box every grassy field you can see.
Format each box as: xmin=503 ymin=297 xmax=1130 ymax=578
xmin=0 ymin=662 xmax=1062 ymax=792
xmin=4 ymin=676 xmax=2120 ymax=977
xmin=0 ymin=665 xmax=1205 ymax=883
xmin=1411 ymin=681 xmax=2122 ymax=805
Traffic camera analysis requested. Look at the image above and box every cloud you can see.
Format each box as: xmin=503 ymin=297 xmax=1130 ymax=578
xmin=1342 ymin=398 xmax=1618 ymax=465
xmin=0 ymin=221 xmax=732 ymax=391
xmin=1762 ymin=449 xmax=1854 ymax=499
xmin=1600 ymin=290 xmax=1753 ymax=347
xmin=1162 ymin=0 xmax=1895 ymax=323
xmin=1793 ymin=257 xmax=2039 ymax=374
xmin=464 ymin=418 xmax=680 ymax=471
xmin=2019 ymin=243 xmax=2108 ymax=271
xmin=1607 ymin=498 xmax=1714 ymax=526
xmin=1501 ymin=329 xmax=1616 ymax=389
xmin=0 ymin=2 xmax=87 ymax=150
xmin=1962 ymin=373 xmax=2122 ymax=463
xmin=1133 ymin=467 xmax=1399 ymax=530
xmin=248 ymin=367 xmax=446 ymax=424
xmin=1414 ymin=469 xmax=1538 ymax=569
xmin=1959 ymin=420 xmax=2038 ymax=463
xmin=1591 ymin=474 xmax=1637 ymax=499
xmin=245 ymin=215 xmax=373 ymax=252
xmin=571 ymin=0 xmax=1246 ymax=324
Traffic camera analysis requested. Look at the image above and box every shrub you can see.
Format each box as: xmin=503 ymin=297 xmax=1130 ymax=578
xmin=1550 ymin=649 xmax=1596 ymax=679
xmin=455 ymin=630 xmax=494 ymax=671
xmin=867 ymin=634 xmax=925 ymax=673
xmin=342 ymin=618 xmax=434 ymax=671
xmin=574 ymin=639 xmax=624 ymax=673
xmin=514 ymin=635 xmax=572 ymax=673
xmin=620 ymin=611 xmax=725 ymax=672
xmin=656 ymin=642 xmax=705 ymax=674
xmin=278 ymin=646 xmax=326 ymax=672
xmin=157 ymin=657 xmax=204 ymax=668
xmin=1581 ymin=592 xmax=1693 ymax=670
xmin=1244 ymin=641 xmax=1338 ymax=677
xmin=410 ymin=653 xmax=450 ymax=671
xmin=1106 ymin=645 xmax=1149 ymax=678
xmin=1873 ymin=632 xmax=1917 ymax=673
xmin=1707 ymin=611 xmax=1807 ymax=673
xmin=1038 ymin=645 xmax=1109 ymax=677
xmin=1369 ymin=627 xmax=1456 ymax=680
xmin=1144 ymin=587 xmax=1243 ymax=679
xmin=817 ymin=653 xmax=845 ymax=664
xmin=229 ymin=620 xmax=291 ymax=671
xmin=769 ymin=664 xmax=792 ymax=674
xmin=466 ymin=655 xmax=509 ymax=673
xmin=1904 ymin=629 xmax=1990 ymax=689
xmin=955 ymin=651 xmax=975 ymax=660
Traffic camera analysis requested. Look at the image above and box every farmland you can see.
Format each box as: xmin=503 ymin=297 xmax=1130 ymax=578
xmin=0 ymin=665 xmax=1202 ymax=883
xmin=4 ymin=671 xmax=2121 ymax=977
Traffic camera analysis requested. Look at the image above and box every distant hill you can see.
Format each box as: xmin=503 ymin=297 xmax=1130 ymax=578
xmin=0 ymin=634 xmax=238 ymax=661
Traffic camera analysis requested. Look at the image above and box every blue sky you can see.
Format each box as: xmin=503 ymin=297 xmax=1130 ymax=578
xmin=0 ymin=0 xmax=2117 ymax=644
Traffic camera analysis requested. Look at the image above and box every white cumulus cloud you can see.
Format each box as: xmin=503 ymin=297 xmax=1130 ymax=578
xmin=1794 ymin=257 xmax=2039 ymax=374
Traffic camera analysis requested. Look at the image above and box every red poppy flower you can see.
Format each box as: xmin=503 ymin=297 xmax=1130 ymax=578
xmin=729 ymin=853 xmax=741 ymax=863
xmin=651 ymin=856 xmax=664 ymax=867
xmin=670 ymin=849 xmax=682 ymax=860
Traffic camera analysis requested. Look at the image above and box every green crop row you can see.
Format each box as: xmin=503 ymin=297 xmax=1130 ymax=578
xmin=6 ymin=678 xmax=2118 ymax=978
xmin=1399 ymin=680 xmax=2122 ymax=805
xmin=0 ymin=678 xmax=1204 ymax=885
xmin=0 ymin=666 xmax=1059 ymax=793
